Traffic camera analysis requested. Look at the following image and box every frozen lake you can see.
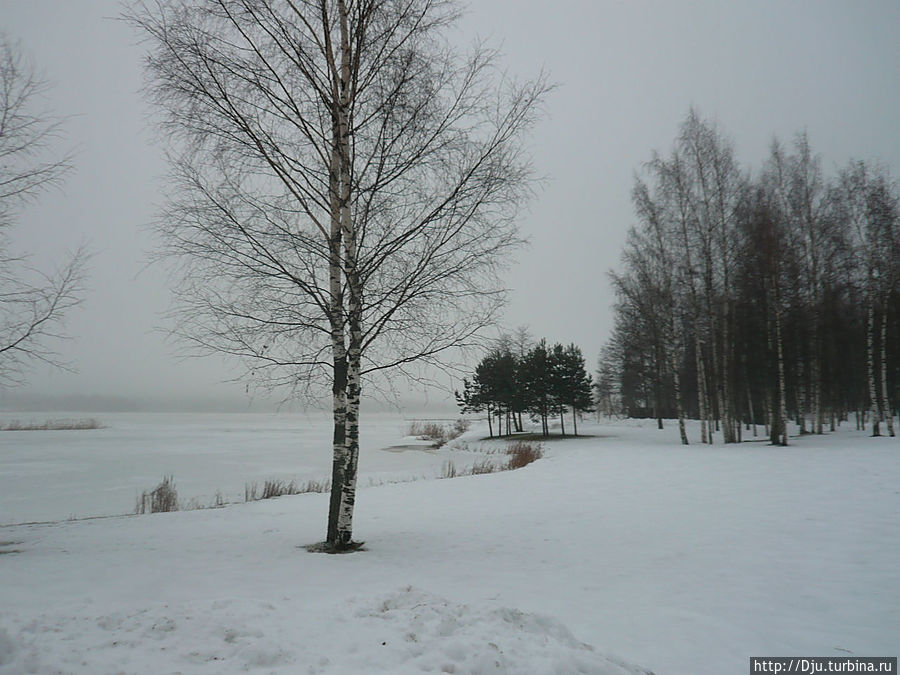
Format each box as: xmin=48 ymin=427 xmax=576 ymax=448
xmin=0 ymin=411 xmax=475 ymax=525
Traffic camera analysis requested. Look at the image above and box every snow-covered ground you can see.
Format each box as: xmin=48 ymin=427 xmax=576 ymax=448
xmin=0 ymin=416 xmax=897 ymax=674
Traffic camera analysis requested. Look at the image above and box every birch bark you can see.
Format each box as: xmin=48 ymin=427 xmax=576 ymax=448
xmin=867 ymin=282 xmax=881 ymax=437
xmin=325 ymin=2 xmax=351 ymax=547
xmin=881 ymin=305 xmax=895 ymax=437
xmin=775 ymin=283 xmax=789 ymax=446
xmin=329 ymin=0 xmax=361 ymax=548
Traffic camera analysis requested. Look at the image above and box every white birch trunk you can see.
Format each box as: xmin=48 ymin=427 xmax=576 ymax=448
xmin=325 ymin=116 xmax=348 ymax=546
xmin=721 ymin=298 xmax=735 ymax=443
xmin=331 ymin=0 xmax=363 ymax=548
xmin=326 ymin=254 xmax=348 ymax=544
xmin=775 ymin=288 xmax=789 ymax=446
xmin=706 ymin=290 xmax=723 ymax=441
xmin=337 ymin=326 xmax=361 ymax=546
xmin=867 ymin=285 xmax=881 ymax=436
xmin=812 ymin=316 xmax=823 ymax=434
xmin=669 ymin=346 xmax=689 ymax=445
xmin=327 ymin=0 xmax=360 ymax=549
xmin=881 ymin=304 xmax=895 ymax=437
xmin=696 ymin=332 xmax=710 ymax=444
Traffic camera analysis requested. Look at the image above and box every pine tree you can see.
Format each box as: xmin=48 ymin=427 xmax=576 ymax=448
xmin=561 ymin=344 xmax=594 ymax=436
xmin=520 ymin=340 xmax=554 ymax=437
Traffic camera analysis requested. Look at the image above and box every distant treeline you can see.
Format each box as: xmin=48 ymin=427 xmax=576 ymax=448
xmin=456 ymin=331 xmax=593 ymax=437
xmin=599 ymin=109 xmax=898 ymax=444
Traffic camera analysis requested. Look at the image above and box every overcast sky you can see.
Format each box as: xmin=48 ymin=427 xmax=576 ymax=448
xmin=2 ymin=0 xmax=898 ymax=412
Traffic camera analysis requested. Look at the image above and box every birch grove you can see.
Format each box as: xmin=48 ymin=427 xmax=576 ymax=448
xmin=603 ymin=110 xmax=899 ymax=443
xmin=129 ymin=0 xmax=548 ymax=550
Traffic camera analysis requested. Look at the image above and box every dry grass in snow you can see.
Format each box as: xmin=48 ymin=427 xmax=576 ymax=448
xmin=1 ymin=418 xmax=105 ymax=431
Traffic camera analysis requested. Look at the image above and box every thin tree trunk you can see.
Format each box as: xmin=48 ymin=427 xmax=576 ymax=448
xmin=882 ymin=304 xmax=895 ymax=437
xmin=696 ymin=333 xmax=709 ymax=443
xmin=799 ymin=345 xmax=809 ymax=435
xmin=867 ymin=287 xmax=881 ymax=436
xmin=798 ymin=384 xmax=808 ymax=434
xmin=654 ymin=346 xmax=663 ymax=430
xmin=720 ymin=298 xmax=736 ymax=443
xmin=769 ymin=392 xmax=780 ymax=445
xmin=805 ymin=157 xmax=823 ymax=436
xmin=670 ymin=349 xmax=689 ymax=445
xmin=812 ymin=320 xmax=822 ymax=434
xmin=775 ymin=287 xmax=789 ymax=446
xmin=708 ymin=300 xmax=724 ymax=438
xmin=747 ymin=382 xmax=757 ymax=438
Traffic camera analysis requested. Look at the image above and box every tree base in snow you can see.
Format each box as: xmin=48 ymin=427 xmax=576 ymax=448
xmin=303 ymin=540 xmax=366 ymax=554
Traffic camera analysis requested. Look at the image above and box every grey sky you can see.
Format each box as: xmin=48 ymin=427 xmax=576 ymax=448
xmin=2 ymin=0 xmax=898 ymax=411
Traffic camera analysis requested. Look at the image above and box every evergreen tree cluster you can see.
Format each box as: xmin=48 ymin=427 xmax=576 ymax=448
xmin=601 ymin=109 xmax=899 ymax=444
xmin=457 ymin=337 xmax=593 ymax=437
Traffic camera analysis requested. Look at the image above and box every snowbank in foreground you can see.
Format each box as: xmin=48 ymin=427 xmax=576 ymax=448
xmin=0 ymin=585 xmax=651 ymax=674
xmin=1 ymin=419 xmax=897 ymax=674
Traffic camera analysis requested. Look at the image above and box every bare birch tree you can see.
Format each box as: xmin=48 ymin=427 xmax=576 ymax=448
xmin=0 ymin=37 xmax=86 ymax=386
xmin=833 ymin=161 xmax=897 ymax=437
xmin=676 ymin=110 xmax=744 ymax=444
xmin=631 ymin=175 xmax=689 ymax=443
xmin=636 ymin=111 xmax=742 ymax=444
xmin=751 ymin=186 xmax=789 ymax=446
xmin=767 ymin=134 xmax=833 ymax=435
xmin=861 ymin=167 xmax=898 ymax=437
xmin=128 ymin=0 xmax=548 ymax=550
xmin=609 ymin=231 xmax=671 ymax=427
xmin=658 ymin=149 xmax=713 ymax=443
